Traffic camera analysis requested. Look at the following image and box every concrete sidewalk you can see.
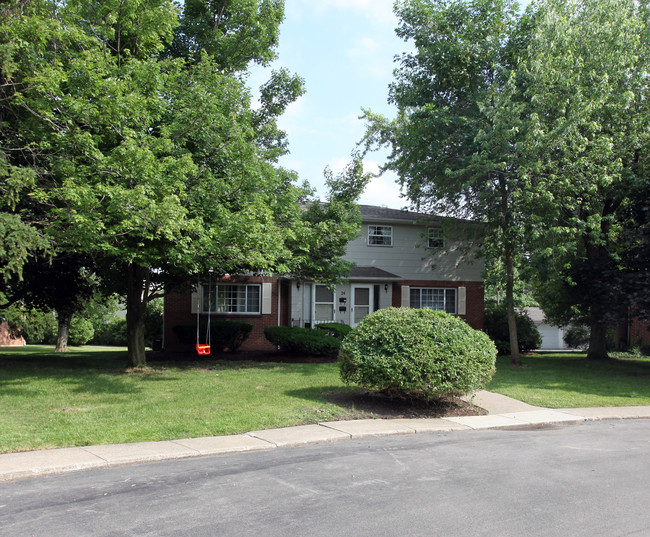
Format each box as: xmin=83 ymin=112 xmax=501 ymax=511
xmin=2 ymin=390 xmax=649 ymax=483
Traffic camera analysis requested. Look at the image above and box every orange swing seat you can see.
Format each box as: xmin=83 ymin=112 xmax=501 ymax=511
xmin=196 ymin=343 xmax=211 ymax=355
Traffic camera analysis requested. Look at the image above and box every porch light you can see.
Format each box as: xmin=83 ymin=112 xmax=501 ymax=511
xmin=384 ymin=284 xmax=389 ymax=292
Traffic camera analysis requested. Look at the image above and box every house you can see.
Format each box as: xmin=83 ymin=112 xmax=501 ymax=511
xmin=523 ymin=307 xmax=569 ymax=350
xmin=0 ymin=320 xmax=25 ymax=346
xmin=163 ymin=205 xmax=485 ymax=352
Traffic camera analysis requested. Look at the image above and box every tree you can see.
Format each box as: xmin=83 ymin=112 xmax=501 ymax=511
xmin=1 ymin=0 xmax=361 ymax=367
xmin=0 ymin=254 xmax=104 ymax=352
xmin=362 ymin=0 xmax=533 ymax=364
xmin=522 ymin=0 xmax=650 ymax=359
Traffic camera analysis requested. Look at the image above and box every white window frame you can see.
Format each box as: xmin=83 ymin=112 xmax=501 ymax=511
xmin=409 ymin=287 xmax=457 ymax=314
xmin=428 ymin=228 xmax=445 ymax=248
xmin=368 ymin=225 xmax=393 ymax=246
xmin=202 ymin=284 xmax=261 ymax=314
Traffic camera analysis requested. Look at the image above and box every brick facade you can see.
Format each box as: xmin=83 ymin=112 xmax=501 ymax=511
xmin=164 ymin=277 xmax=486 ymax=352
xmin=163 ymin=277 xmax=279 ymax=352
xmin=392 ymin=280 xmax=485 ymax=330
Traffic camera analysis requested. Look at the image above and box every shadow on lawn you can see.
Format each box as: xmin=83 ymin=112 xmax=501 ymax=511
xmin=0 ymin=353 xmax=146 ymax=395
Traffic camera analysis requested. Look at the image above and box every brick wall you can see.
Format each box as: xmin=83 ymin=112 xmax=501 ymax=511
xmin=163 ymin=277 xmax=279 ymax=352
xmin=392 ymin=280 xmax=485 ymax=330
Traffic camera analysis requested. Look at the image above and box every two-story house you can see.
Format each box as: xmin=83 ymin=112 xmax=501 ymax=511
xmin=163 ymin=205 xmax=485 ymax=352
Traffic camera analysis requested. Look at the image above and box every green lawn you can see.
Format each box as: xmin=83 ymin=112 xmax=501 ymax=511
xmin=0 ymin=346 xmax=361 ymax=453
xmin=488 ymin=353 xmax=650 ymax=408
xmin=1 ymin=346 xmax=650 ymax=453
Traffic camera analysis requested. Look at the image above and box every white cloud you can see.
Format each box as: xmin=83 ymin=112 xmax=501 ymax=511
xmin=359 ymin=170 xmax=404 ymax=208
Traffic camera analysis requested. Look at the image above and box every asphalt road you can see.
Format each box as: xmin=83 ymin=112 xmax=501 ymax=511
xmin=1 ymin=420 xmax=649 ymax=537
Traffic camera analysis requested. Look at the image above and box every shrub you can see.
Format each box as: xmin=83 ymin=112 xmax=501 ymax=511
xmin=339 ymin=307 xmax=497 ymax=400
xmin=173 ymin=320 xmax=253 ymax=352
xmin=483 ymin=308 xmax=542 ymax=355
xmin=316 ymin=322 xmax=352 ymax=339
xmin=68 ymin=316 xmax=95 ymax=346
xmin=264 ymin=326 xmax=341 ymax=356
xmin=563 ymin=325 xmax=590 ymax=349
xmin=93 ymin=318 xmax=128 ymax=346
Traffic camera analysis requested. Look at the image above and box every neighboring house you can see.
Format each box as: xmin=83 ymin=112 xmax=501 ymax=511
xmin=522 ymin=307 xmax=568 ymax=350
xmin=0 ymin=320 xmax=25 ymax=346
xmin=163 ymin=205 xmax=485 ymax=352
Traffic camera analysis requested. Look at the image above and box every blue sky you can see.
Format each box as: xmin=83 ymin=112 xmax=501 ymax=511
xmin=248 ymin=1 xmax=409 ymax=209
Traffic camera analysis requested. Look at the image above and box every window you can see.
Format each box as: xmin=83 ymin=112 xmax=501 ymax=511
xmin=368 ymin=225 xmax=393 ymax=246
xmin=428 ymin=228 xmax=444 ymax=248
xmin=314 ymin=285 xmax=335 ymax=323
xmin=202 ymin=284 xmax=261 ymax=314
xmin=410 ymin=287 xmax=456 ymax=314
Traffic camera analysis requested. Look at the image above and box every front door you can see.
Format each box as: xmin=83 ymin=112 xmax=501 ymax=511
xmin=351 ymin=285 xmax=373 ymax=327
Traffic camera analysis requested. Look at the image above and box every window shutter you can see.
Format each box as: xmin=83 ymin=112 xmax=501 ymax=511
xmin=458 ymin=286 xmax=467 ymax=315
xmin=191 ymin=287 xmax=200 ymax=314
xmin=262 ymin=282 xmax=273 ymax=314
xmin=401 ymin=285 xmax=410 ymax=307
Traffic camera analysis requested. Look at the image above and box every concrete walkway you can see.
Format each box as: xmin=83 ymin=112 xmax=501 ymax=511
xmin=2 ymin=390 xmax=650 ymax=483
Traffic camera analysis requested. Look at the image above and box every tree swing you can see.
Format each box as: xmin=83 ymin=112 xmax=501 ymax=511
xmin=196 ymin=273 xmax=211 ymax=355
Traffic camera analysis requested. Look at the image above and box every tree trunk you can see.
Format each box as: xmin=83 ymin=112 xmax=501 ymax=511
xmin=55 ymin=310 xmax=72 ymax=353
xmin=126 ymin=263 xmax=150 ymax=367
xmin=505 ymin=244 xmax=521 ymax=366
xmin=586 ymin=320 xmax=609 ymax=360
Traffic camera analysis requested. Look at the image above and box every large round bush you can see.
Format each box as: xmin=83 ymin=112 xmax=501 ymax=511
xmin=340 ymin=308 xmax=497 ymax=400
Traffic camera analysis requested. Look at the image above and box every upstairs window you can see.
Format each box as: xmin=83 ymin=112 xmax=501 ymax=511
xmin=368 ymin=225 xmax=393 ymax=246
xmin=428 ymin=228 xmax=445 ymax=248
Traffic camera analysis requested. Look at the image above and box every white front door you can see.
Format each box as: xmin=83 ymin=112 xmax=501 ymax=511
xmin=351 ymin=285 xmax=373 ymax=327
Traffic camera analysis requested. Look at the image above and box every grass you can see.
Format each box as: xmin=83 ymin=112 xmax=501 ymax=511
xmin=0 ymin=346 xmax=362 ymax=453
xmin=1 ymin=346 xmax=650 ymax=453
xmin=488 ymin=352 xmax=650 ymax=408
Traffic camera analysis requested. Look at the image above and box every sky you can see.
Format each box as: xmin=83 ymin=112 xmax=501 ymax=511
xmin=248 ymin=0 xmax=410 ymax=209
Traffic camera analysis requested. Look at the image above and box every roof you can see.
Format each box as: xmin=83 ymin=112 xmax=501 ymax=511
xmin=358 ymin=205 xmax=477 ymax=226
xmin=359 ymin=205 xmax=436 ymax=223
xmin=348 ymin=266 xmax=402 ymax=281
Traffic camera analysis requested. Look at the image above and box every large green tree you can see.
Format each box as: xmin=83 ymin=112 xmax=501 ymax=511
xmin=522 ymin=0 xmax=650 ymax=359
xmin=363 ymin=0 xmax=533 ymax=364
xmin=1 ymin=0 xmax=363 ymax=366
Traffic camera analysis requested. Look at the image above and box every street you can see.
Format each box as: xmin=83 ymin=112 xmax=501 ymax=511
xmin=1 ymin=420 xmax=649 ymax=537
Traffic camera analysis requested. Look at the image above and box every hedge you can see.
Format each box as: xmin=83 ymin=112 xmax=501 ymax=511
xmin=264 ymin=326 xmax=341 ymax=356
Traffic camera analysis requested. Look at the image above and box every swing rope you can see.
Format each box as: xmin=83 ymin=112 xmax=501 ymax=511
xmin=196 ymin=272 xmax=212 ymax=355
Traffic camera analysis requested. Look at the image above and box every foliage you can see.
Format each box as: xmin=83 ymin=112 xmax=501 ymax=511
xmin=484 ymin=308 xmax=541 ymax=355
xmin=522 ymin=0 xmax=650 ymax=359
xmin=173 ymin=320 xmax=253 ymax=352
xmin=1 ymin=306 xmax=56 ymax=344
xmin=339 ymin=308 xmax=497 ymax=400
xmin=144 ymin=298 xmax=164 ymax=347
xmin=93 ymin=318 xmax=128 ymax=347
xmin=316 ymin=322 xmax=352 ymax=340
xmin=264 ymin=326 xmax=341 ymax=357
xmin=0 ymin=0 xmax=364 ymax=367
xmin=68 ymin=316 xmax=95 ymax=346
xmin=362 ymin=0 xmax=532 ymax=364
xmin=563 ymin=326 xmax=590 ymax=350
